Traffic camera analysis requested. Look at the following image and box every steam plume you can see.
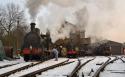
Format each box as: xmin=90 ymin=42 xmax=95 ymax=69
xmin=75 ymin=7 xmax=88 ymax=31
xmin=26 ymin=0 xmax=125 ymax=43
xmin=26 ymin=0 xmax=48 ymax=21
xmin=26 ymin=0 xmax=75 ymax=21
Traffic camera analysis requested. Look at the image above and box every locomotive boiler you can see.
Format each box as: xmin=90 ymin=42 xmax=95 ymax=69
xmin=22 ymin=23 xmax=52 ymax=61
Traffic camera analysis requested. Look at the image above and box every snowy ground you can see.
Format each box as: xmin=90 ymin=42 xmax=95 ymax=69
xmin=0 ymin=62 xmax=34 ymax=75
xmin=0 ymin=57 xmax=24 ymax=67
xmin=36 ymin=57 xmax=94 ymax=77
xmin=78 ymin=56 xmax=109 ymax=77
xmin=122 ymin=56 xmax=125 ymax=61
xmin=37 ymin=60 xmax=79 ymax=77
xmin=109 ymin=56 xmax=116 ymax=61
xmin=0 ymin=56 xmax=125 ymax=77
xmin=8 ymin=58 xmax=68 ymax=77
xmin=100 ymin=58 xmax=125 ymax=77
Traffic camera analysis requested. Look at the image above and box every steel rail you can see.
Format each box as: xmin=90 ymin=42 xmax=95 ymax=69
xmin=119 ymin=57 xmax=125 ymax=63
xmin=68 ymin=57 xmax=95 ymax=77
xmin=0 ymin=61 xmax=43 ymax=77
xmin=92 ymin=56 xmax=118 ymax=77
xmin=0 ymin=63 xmax=19 ymax=69
xmin=20 ymin=60 xmax=68 ymax=77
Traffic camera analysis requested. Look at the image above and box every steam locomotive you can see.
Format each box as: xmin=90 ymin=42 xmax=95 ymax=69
xmin=93 ymin=43 xmax=111 ymax=56
xmin=66 ymin=42 xmax=78 ymax=58
xmin=22 ymin=23 xmax=52 ymax=61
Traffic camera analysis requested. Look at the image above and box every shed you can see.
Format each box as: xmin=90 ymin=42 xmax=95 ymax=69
xmin=107 ymin=41 xmax=122 ymax=55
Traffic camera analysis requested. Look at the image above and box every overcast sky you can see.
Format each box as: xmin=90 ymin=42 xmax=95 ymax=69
xmin=1 ymin=0 xmax=125 ymax=43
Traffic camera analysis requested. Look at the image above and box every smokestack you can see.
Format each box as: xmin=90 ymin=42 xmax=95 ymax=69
xmin=30 ymin=22 xmax=36 ymax=31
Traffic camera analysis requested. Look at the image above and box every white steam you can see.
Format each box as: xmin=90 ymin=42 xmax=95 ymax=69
xmin=84 ymin=0 xmax=125 ymax=43
xmin=26 ymin=0 xmax=125 ymax=43
xmin=26 ymin=0 xmax=48 ymax=21
xmin=26 ymin=0 xmax=75 ymax=21
xmin=36 ymin=1 xmax=84 ymax=42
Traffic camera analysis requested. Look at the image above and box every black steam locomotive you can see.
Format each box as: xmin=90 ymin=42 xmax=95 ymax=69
xmin=22 ymin=23 xmax=52 ymax=61
xmin=93 ymin=43 xmax=111 ymax=56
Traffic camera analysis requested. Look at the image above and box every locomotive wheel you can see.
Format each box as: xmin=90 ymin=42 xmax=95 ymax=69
xmin=67 ymin=54 xmax=77 ymax=58
xmin=24 ymin=54 xmax=30 ymax=62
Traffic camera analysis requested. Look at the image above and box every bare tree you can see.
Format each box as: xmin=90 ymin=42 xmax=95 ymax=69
xmin=12 ymin=24 xmax=29 ymax=49
xmin=0 ymin=3 xmax=24 ymax=35
xmin=0 ymin=3 xmax=29 ymax=47
xmin=0 ymin=7 xmax=6 ymax=36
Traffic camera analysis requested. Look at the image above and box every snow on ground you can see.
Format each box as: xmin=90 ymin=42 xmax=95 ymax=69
xmin=0 ymin=62 xmax=33 ymax=75
xmin=100 ymin=58 xmax=125 ymax=77
xmin=37 ymin=57 xmax=95 ymax=77
xmin=0 ymin=56 xmax=25 ymax=67
xmin=80 ymin=56 xmax=95 ymax=64
xmin=37 ymin=60 xmax=79 ymax=77
xmin=78 ymin=56 xmax=109 ymax=77
xmin=0 ymin=56 xmax=125 ymax=77
xmin=100 ymin=71 xmax=125 ymax=77
xmin=67 ymin=58 xmax=78 ymax=62
xmin=9 ymin=58 xmax=68 ymax=77
xmin=109 ymin=56 xmax=116 ymax=61
xmin=122 ymin=56 xmax=125 ymax=61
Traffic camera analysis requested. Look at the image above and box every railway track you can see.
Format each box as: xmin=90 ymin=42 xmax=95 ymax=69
xmin=0 ymin=61 xmax=41 ymax=77
xmin=0 ymin=56 xmax=124 ymax=77
xmin=0 ymin=63 xmax=20 ymax=69
xmin=20 ymin=60 xmax=68 ymax=77
xmin=0 ymin=57 xmax=104 ymax=77
xmin=8 ymin=58 xmax=68 ymax=77
xmin=30 ymin=58 xmax=81 ymax=77
xmin=120 ymin=57 xmax=125 ymax=63
xmin=69 ymin=57 xmax=95 ymax=77
xmin=92 ymin=57 xmax=111 ymax=77
xmin=93 ymin=56 xmax=125 ymax=77
xmin=36 ymin=57 xmax=95 ymax=77
xmin=77 ymin=56 xmax=110 ymax=77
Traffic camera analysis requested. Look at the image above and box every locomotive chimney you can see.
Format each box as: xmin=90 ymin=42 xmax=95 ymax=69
xmin=30 ymin=22 xmax=36 ymax=32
